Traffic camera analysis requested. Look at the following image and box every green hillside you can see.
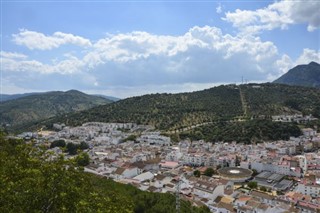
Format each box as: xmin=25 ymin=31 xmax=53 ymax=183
xmin=0 ymin=90 xmax=112 ymax=129
xmin=26 ymin=83 xmax=320 ymax=135
xmin=273 ymin=61 xmax=320 ymax=88
xmin=32 ymin=85 xmax=243 ymax=131
xmin=242 ymin=83 xmax=320 ymax=117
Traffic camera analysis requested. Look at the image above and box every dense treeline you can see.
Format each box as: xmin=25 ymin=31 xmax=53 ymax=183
xmin=242 ymin=83 xmax=320 ymax=116
xmin=175 ymin=120 xmax=302 ymax=143
xmin=0 ymin=133 xmax=209 ymax=213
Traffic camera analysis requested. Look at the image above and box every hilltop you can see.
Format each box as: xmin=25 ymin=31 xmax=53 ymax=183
xmin=273 ymin=62 xmax=320 ymax=88
xmin=0 ymin=90 xmax=113 ymax=129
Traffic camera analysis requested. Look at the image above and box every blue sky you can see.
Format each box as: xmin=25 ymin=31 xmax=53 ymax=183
xmin=1 ymin=0 xmax=320 ymax=98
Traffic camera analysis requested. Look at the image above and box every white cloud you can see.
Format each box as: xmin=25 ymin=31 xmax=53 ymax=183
xmin=295 ymin=49 xmax=320 ymax=65
xmin=276 ymin=54 xmax=293 ymax=74
xmin=223 ymin=0 xmax=320 ymax=34
xmin=2 ymin=57 xmax=83 ymax=74
xmin=12 ymin=29 xmax=92 ymax=50
xmin=216 ymin=4 xmax=222 ymax=14
xmin=274 ymin=48 xmax=320 ymax=79
xmin=0 ymin=51 xmax=27 ymax=59
xmin=3 ymin=26 xmax=318 ymax=97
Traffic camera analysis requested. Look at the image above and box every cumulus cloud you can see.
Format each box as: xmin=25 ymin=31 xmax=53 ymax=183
xmin=223 ymin=0 xmax=320 ymax=34
xmin=2 ymin=56 xmax=84 ymax=74
xmin=0 ymin=51 xmax=27 ymax=59
xmin=275 ymin=48 xmax=320 ymax=77
xmin=12 ymin=29 xmax=92 ymax=50
xmin=2 ymin=26 xmax=318 ymax=97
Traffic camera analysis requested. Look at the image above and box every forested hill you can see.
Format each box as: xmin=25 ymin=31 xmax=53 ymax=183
xmin=28 ymin=83 xmax=320 ymax=133
xmin=241 ymin=83 xmax=320 ymax=117
xmin=273 ymin=61 xmax=320 ymax=88
xmin=0 ymin=90 xmax=113 ymax=128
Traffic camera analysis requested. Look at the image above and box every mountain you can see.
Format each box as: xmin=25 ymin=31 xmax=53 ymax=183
xmin=93 ymin=94 xmax=121 ymax=102
xmin=0 ymin=90 xmax=113 ymax=128
xmin=28 ymin=83 xmax=320 ymax=134
xmin=273 ymin=61 xmax=320 ymax=88
xmin=1 ymin=92 xmax=120 ymax=103
xmin=1 ymin=92 xmax=42 ymax=102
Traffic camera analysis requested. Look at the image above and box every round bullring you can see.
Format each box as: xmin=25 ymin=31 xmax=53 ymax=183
xmin=217 ymin=167 xmax=253 ymax=182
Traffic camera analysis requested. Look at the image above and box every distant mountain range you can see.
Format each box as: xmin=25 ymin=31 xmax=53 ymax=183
xmin=92 ymin=94 xmax=121 ymax=102
xmin=273 ymin=61 xmax=320 ymax=88
xmin=1 ymin=92 xmax=120 ymax=102
xmin=0 ymin=90 xmax=113 ymax=129
xmin=1 ymin=92 xmax=42 ymax=102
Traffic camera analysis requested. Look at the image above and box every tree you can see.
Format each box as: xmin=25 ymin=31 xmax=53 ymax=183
xmin=76 ymin=152 xmax=90 ymax=166
xmin=193 ymin=170 xmax=201 ymax=177
xmin=235 ymin=155 xmax=241 ymax=166
xmin=0 ymin=135 xmax=133 ymax=212
xmin=50 ymin=139 xmax=66 ymax=148
xmin=252 ymin=169 xmax=258 ymax=177
xmin=123 ymin=134 xmax=137 ymax=142
xmin=66 ymin=142 xmax=78 ymax=155
xmin=79 ymin=141 xmax=89 ymax=150
xmin=260 ymin=186 xmax=267 ymax=192
xmin=204 ymin=168 xmax=215 ymax=177
xmin=247 ymin=181 xmax=258 ymax=189
xmin=0 ymin=133 xmax=210 ymax=213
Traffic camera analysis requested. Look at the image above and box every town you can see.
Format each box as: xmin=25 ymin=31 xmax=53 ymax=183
xmin=18 ymin=122 xmax=320 ymax=213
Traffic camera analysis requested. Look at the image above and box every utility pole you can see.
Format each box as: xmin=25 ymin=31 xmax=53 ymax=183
xmin=176 ymin=177 xmax=181 ymax=213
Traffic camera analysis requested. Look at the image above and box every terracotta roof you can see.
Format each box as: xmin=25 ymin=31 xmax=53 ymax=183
xmin=148 ymin=186 xmax=158 ymax=192
xmin=251 ymin=191 xmax=275 ymax=200
xmin=257 ymin=203 xmax=269 ymax=210
xmin=114 ymin=167 xmax=126 ymax=175
xmin=237 ymin=195 xmax=252 ymax=202
xmin=217 ymin=202 xmax=236 ymax=213
xmin=246 ymin=199 xmax=261 ymax=208
xmin=145 ymin=157 xmax=161 ymax=164
xmin=155 ymin=174 xmax=166 ymax=181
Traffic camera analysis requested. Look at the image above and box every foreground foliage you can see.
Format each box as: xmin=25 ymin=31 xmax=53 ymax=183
xmin=0 ymin=134 xmax=209 ymax=213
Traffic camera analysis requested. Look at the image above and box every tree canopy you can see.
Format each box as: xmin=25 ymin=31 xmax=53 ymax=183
xmin=0 ymin=133 xmax=210 ymax=213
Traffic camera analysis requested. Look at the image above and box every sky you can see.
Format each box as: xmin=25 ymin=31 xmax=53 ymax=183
xmin=1 ymin=0 xmax=320 ymax=98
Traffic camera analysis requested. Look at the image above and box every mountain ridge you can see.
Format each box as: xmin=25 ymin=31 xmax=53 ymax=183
xmin=0 ymin=90 xmax=113 ymax=128
xmin=273 ymin=61 xmax=320 ymax=88
xmin=1 ymin=90 xmax=119 ymax=102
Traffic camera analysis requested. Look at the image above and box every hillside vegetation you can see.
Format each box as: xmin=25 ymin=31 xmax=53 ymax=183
xmin=0 ymin=90 xmax=112 ymax=129
xmin=0 ymin=133 xmax=209 ymax=213
xmin=31 ymin=83 xmax=320 ymax=131
xmin=10 ymin=83 xmax=320 ymax=143
xmin=175 ymin=119 xmax=302 ymax=144
xmin=242 ymin=83 xmax=320 ymax=117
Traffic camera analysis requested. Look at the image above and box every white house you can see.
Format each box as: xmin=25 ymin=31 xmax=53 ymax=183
xmin=193 ymin=179 xmax=225 ymax=201
xmin=112 ymin=166 xmax=140 ymax=180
